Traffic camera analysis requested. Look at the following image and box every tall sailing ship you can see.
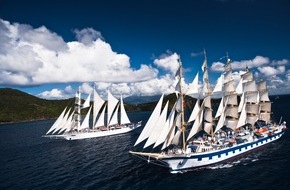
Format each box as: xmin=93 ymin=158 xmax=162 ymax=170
xmin=43 ymin=86 xmax=142 ymax=140
xmin=130 ymin=53 xmax=287 ymax=173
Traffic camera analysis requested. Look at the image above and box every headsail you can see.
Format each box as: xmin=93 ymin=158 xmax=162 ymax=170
xmin=134 ymin=94 xmax=164 ymax=146
xmin=46 ymin=107 xmax=67 ymax=134
xmin=143 ymin=101 xmax=169 ymax=148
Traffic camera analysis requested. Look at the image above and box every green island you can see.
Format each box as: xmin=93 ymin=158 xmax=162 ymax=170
xmin=0 ymin=88 xmax=221 ymax=123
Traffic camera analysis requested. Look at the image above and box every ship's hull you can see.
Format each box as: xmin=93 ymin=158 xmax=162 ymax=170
xmin=160 ymin=131 xmax=285 ymax=173
xmin=43 ymin=124 xmax=141 ymax=140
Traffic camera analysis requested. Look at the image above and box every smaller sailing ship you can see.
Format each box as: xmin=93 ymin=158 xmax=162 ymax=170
xmin=130 ymin=53 xmax=287 ymax=173
xmin=43 ymin=86 xmax=142 ymax=140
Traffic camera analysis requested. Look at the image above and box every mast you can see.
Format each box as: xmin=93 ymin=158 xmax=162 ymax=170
xmin=73 ymin=87 xmax=81 ymax=131
xmin=202 ymin=50 xmax=213 ymax=137
xmin=177 ymin=57 xmax=186 ymax=151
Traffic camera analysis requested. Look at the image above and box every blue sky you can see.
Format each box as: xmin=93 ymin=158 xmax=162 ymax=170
xmin=0 ymin=0 xmax=289 ymax=99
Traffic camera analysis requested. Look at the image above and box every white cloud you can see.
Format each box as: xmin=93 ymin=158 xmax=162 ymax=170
xmin=80 ymin=82 xmax=93 ymax=94
xmin=64 ymin=85 xmax=74 ymax=94
xmin=258 ymin=66 xmax=285 ymax=76
xmin=211 ymin=56 xmax=270 ymax=72
xmin=0 ymin=19 xmax=158 ymax=86
xmin=74 ymin=28 xmax=104 ymax=45
xmin=153 ymin=52 xmax=179 ymax=74
xmin=38 ymin=88 xmax=67 ymax=99
xmin=211 ymin=62 xmax=225 ymax=72
xmin=271 ymin=59 xmax=289 ymax=66
xmin=94 ymin=74 xmax=177 ymax=98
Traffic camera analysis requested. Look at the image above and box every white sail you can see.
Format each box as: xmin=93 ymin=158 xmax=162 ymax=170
xmin=245 ymin=92 xmax=259 ymax=103
xmin=79 ymin=106 xmax=92 ymax=131
xmin=134 ymin=94 xmax=164 ymax=146
xmin=154 ymin=103 xmax=176 ymax=148
xmin=144 ymin=101 xmax=169 ymax=149
xmin=246 ymin=104 xmax=259 ymax=114
xmin=236 ymin=78 xmax=243 ymax=95
xmin=53 ymin=108 xmax=71 ymax=134
xmin=201 ymin=59 xmax=207 ymax=72
xmin=238 ymin=92 xmax=245 ymax=112
xmin=214 ymin=110 xmax=225 ymax=133
xmin=224 ymin=70 xmax=232 ymax=83
xmin=236 ymin=103 xmax=246 ymax=129
xmin=260 ymin=102 xmax=271 ymax=112
xmin=224 ymin=80 xmax=235 ymax=93
xmin=225 ymin=106 xmax=238 ymax=118
xmin=202 ymin=67 xmax=211 ymax=95
xmin=204 ymin=121 xmax=212 ymax=135
xmin=188 ymin=99 xmax=200 ymax=123
xmin=120 ymin=95 xmax=131 ymax=125
xmin=247 ymin=115 xmax=257 ymax=125
xmin=162 ymin=113 xmax=181 ymax=149
xmin=215 ymin=97 xmax=224 ymax=118
xmin=225 ymin=119 xmax=238 ymax=131
xmin=212 ymin=75 xmax=224 ymax=93
xmin=107 ymin=90 xmax=119 ymax=126
xmin=46 ymin=107 xmax=67 ymax=134
xmin=171 ymin=130 xmax=182 ymax=146
xmin=93 ymin=89 xmax=105 ymax=126
xmin=226 ymin=94 xmax=238 ymax=105
xmin=59 ymin=110 xmax=74 ymax=133
xmin=244 ymin=80 xmax=258 ymax=92
xmin=203 ymin=95 xmax=211 ymax=108
xmin=175 ymin=96 xmax=182 ymax=112
xmin=187 ymin=108 xmax=203 ymax=141
xmin=109 ymin=104 xmax=119 ymax=126
xmin=260 ymin=112 xmax=271 ymax=123
xmin=94 ymin=105 xmax=106 ymax=128
xmin=175 ymin=79 xmax=181 ymax=93
xmin=64 ymin=111 xmax=75 ymax=133
xmin=186 ymin=73 xmax=199 ymax=95
xmin=242 ymin=71 xmax=253 ymax=82
xmin=204 ymin=108 xmax=213 ymax=123
xmin=260 ymin=91 xmax=270 ymax=102
xmin=259 ymin=80 xmax=267 ymax=91
xmin=214 ymin=97 xmax=229 ymax=133
xmin=82 ymin=93 xmax=91 ymax=109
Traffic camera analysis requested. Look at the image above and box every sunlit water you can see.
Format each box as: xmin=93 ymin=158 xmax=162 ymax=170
xmin=1 ymin=96 xmax=290 ymax=190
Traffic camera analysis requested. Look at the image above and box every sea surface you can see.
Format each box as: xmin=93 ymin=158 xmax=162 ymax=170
xmin=1 ymin=95 xmax=290 ymax=190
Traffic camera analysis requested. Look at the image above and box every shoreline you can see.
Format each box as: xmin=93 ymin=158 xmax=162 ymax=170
xmin=0 ymin=117 xmax=56 ymax=125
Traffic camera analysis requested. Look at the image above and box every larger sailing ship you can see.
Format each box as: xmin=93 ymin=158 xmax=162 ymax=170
xmin=130 ymin=53 xmax=287 ymax=173
xmin=43 ymin=86 xmax=142 ymax=140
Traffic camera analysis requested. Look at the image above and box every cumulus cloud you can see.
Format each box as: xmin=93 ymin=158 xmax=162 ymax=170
xmin=38 ymin=88 xmax=67 ymax=99
xmin=153 ymin=52 xmax=179 ymax=74
xmin=74 ymin=28 xmax=104 ymax=45
xmin=258 ymin=66 xmax=285 ymax=76
xmin=64 ymin=85 xmax=74 ymax=94
xmin=211 ymin=56 xmax=270 ymax=72
xmin=80 ymin=82 xmax=93 ymax=94
xmin=0 ymin=19 xmax=158 ymax=86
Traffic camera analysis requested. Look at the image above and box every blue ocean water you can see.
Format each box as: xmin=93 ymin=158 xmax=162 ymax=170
xmin=0 ymin=96 xmax=290 ymax=190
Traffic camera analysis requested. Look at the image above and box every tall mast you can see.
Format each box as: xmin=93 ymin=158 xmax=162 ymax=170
xmin=202 ymin=49 xmax=213 ymax=137
xmin=73 ymin=87 xmax=81 ymax=131
xmin=177 ymin=57 xmax=186 ymax=152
